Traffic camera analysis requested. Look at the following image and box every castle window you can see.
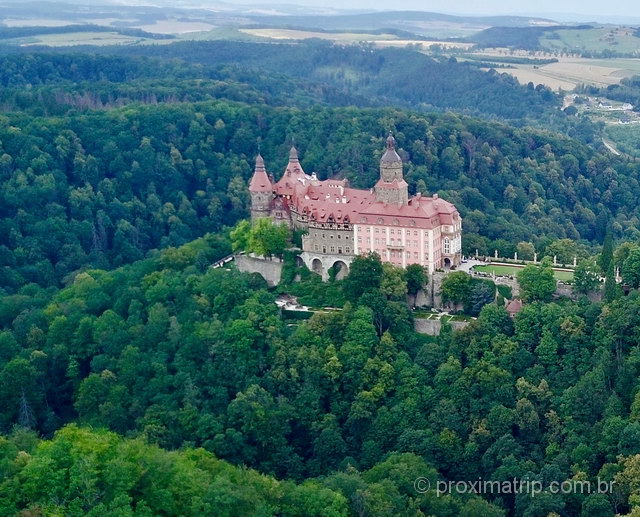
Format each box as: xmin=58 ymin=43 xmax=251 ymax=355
xmin=375 ymin=228 xmax=379 ymax=233
xmin=330 ymin=235 xmax=334 ymax=239
xmin=390 ymin=229 xmax=394 ymax=235
xmin=314 ymin=245 xmax=319 ymax=251
xmin=337 ymin=234 xmax=341 ymax=239
xmin=346 ymin=247 xmax=351 ymax=253
xmin=346 ymin=236 xmax=349 ymax=240
xmin=406 ymin=252 xmax=411 ymax=258
xmin=393 ymin=218 xmax=399 ymax=226
xmin=330 ymin=246 xmax=335 ymax=253
xmin=377 ymin=218 xmax=383 ymax=224
xmin=414 ymin=252 xmax=418 ymax=259
xmin=367 ymin=228 xmax=371 ymax=233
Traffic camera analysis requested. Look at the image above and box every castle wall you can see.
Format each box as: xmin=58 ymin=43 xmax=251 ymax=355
xmin=414 ymin=318 xmax=471 ymax=336
xmin=235 ymin=254 xmax=283 ymax=286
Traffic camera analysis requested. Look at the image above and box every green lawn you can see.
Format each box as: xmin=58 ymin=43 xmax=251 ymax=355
xmin=473 ymin=264 xmax=574 ymax=281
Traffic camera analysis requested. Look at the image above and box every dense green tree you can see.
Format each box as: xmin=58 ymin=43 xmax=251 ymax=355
xmin=604 ymin=261 xmax=622 ymax=302
xmin=440 ymin=271 xmax=472 ymax=308
xmin=405 ymin=264 xmax=428 ymax=298
xmin=600 ymin=229 xmax=614 ymax=273
xmin=343 ymin=253 xmax=383 ymax=302
xmin=516 ymin=241 xmax=536 ymax=261
xmin=574 ymin=259 xmax=601 ymax=295
xmin=622 ymin=248 xmax=640 ymax=288
xmin=248 ymin=219 xmax=290 ymax=259
xmin=380 ymin=263 xmax=407 ymax=301
xmin=517 ymin=260 xmax=557 ymax=302
xmin=545 ymin=238 xmax=583 ymax=265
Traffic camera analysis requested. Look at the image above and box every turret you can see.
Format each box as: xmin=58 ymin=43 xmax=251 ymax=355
xmin=374 ymin=133 xmax=408 ymax=205
xmin=274 ymin=145 xmax=307 ymax=197
xmin=249 ymin=154 xmax=273 ymax=220
xmin=283 ymin=145 xmax=305 ymax=177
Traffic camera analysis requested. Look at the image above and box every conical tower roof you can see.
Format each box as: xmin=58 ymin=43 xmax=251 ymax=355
xmin=249 ymin=154 xmax=273 ymax=193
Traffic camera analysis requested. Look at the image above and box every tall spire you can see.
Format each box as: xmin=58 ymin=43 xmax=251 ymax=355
xmin=249 ymin=153 xmax=272 ymax=193
xmin=282 ymin=142 xmax=304 ymax=177
xmin=289 ymin=145 xmax=299 ymax=163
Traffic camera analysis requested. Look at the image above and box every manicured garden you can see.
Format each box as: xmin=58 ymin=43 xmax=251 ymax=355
xmin=472 ymin=263 xmax=574 ymax=281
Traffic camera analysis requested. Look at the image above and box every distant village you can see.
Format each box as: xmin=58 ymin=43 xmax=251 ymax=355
xmin=564 ymin=93 xmax=640 ymax=124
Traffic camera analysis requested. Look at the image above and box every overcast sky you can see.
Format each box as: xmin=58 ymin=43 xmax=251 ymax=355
xmin=237 ymin=0 xmax=640 ymax=20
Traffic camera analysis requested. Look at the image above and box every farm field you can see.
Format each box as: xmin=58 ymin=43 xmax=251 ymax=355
xmin=473 ymin=264 xmax=574 ymax=281
xmin=240 ymin=28 xmax=475 ymax=48
xmin=14 ymin=32 xmax=148 ymax=47
xmin=239 ymin=28 xmax=401 ymax=41
xmin=477 ymin=55 xmax=640 ymax=90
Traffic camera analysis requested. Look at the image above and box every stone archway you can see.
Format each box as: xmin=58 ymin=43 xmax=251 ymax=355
xmin=311 ymin=258 xmax=324 ymax=277
xmin=295 ymin=256 xmax=304 ymax=267
xmin=443 ymin=258 xmax=452 ymax=270
xmin=330 ymin=260 xmax=349 ymax=280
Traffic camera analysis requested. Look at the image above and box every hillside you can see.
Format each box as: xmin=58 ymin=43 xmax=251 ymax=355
xmin=1 ymin=227 xmax=640 ymax=516
xmin=3 ymin=21 xmax=640 ymax=517
xmin=0 ymin=42 xmax=563 ymax=121
xmin=1 ymin=93 xmax=635 ymax=293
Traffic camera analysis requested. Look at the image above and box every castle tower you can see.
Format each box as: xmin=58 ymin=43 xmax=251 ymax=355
xmin=374 ymin=133 xmax=408 ymax=205
xmin=249 ymin=153 xmax=273 ymax=220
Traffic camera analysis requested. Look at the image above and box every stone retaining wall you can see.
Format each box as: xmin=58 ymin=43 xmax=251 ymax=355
xmin=414 ymin=318 xmax=471 ymax=336
xmin=235 ymin=254 xmax=283 ymax=287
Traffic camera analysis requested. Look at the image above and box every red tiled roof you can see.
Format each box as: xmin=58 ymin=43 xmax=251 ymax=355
xmin=506 ymin=299 xmax=524 ymax=314
xmin=248 ymin=154 xmax=272 ymax=193
xmin=358 ymin=194 xmax=459 ymax=228
xmin=256 ymin=141 xmax=460 ymax=229
xmin=292 ymin=179 xmax=375 ymax=224
xmin=274 ymin=146 xmax=307 ymax=197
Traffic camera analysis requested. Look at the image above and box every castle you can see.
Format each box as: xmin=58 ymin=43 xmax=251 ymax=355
xmin=249 ymin=134 xmax=462 ymax=280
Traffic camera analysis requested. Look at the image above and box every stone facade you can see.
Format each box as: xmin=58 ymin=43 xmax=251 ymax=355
xmin=248 ymin=133 xmax=462 ymax=278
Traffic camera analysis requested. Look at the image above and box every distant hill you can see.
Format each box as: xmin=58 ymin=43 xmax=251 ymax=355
xmin=468 ymin=24 xmax=593 ymax=49
xmin=245 ymin=11 xmax=559 ymax=38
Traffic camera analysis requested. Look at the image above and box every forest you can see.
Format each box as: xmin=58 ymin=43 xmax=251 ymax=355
xmin=0 ymin=42 xmax=566 ymax=121
xmin=0 ymin=96 xmax=636 ymax=293
xmin=2 ymin=232 xmax=640 ymax=516
xmin=1 ymin=40 xmax=640 ymax=517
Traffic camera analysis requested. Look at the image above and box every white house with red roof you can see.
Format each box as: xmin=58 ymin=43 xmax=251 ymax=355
xmin=248 ymin=133 xmax=462 ymax=279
